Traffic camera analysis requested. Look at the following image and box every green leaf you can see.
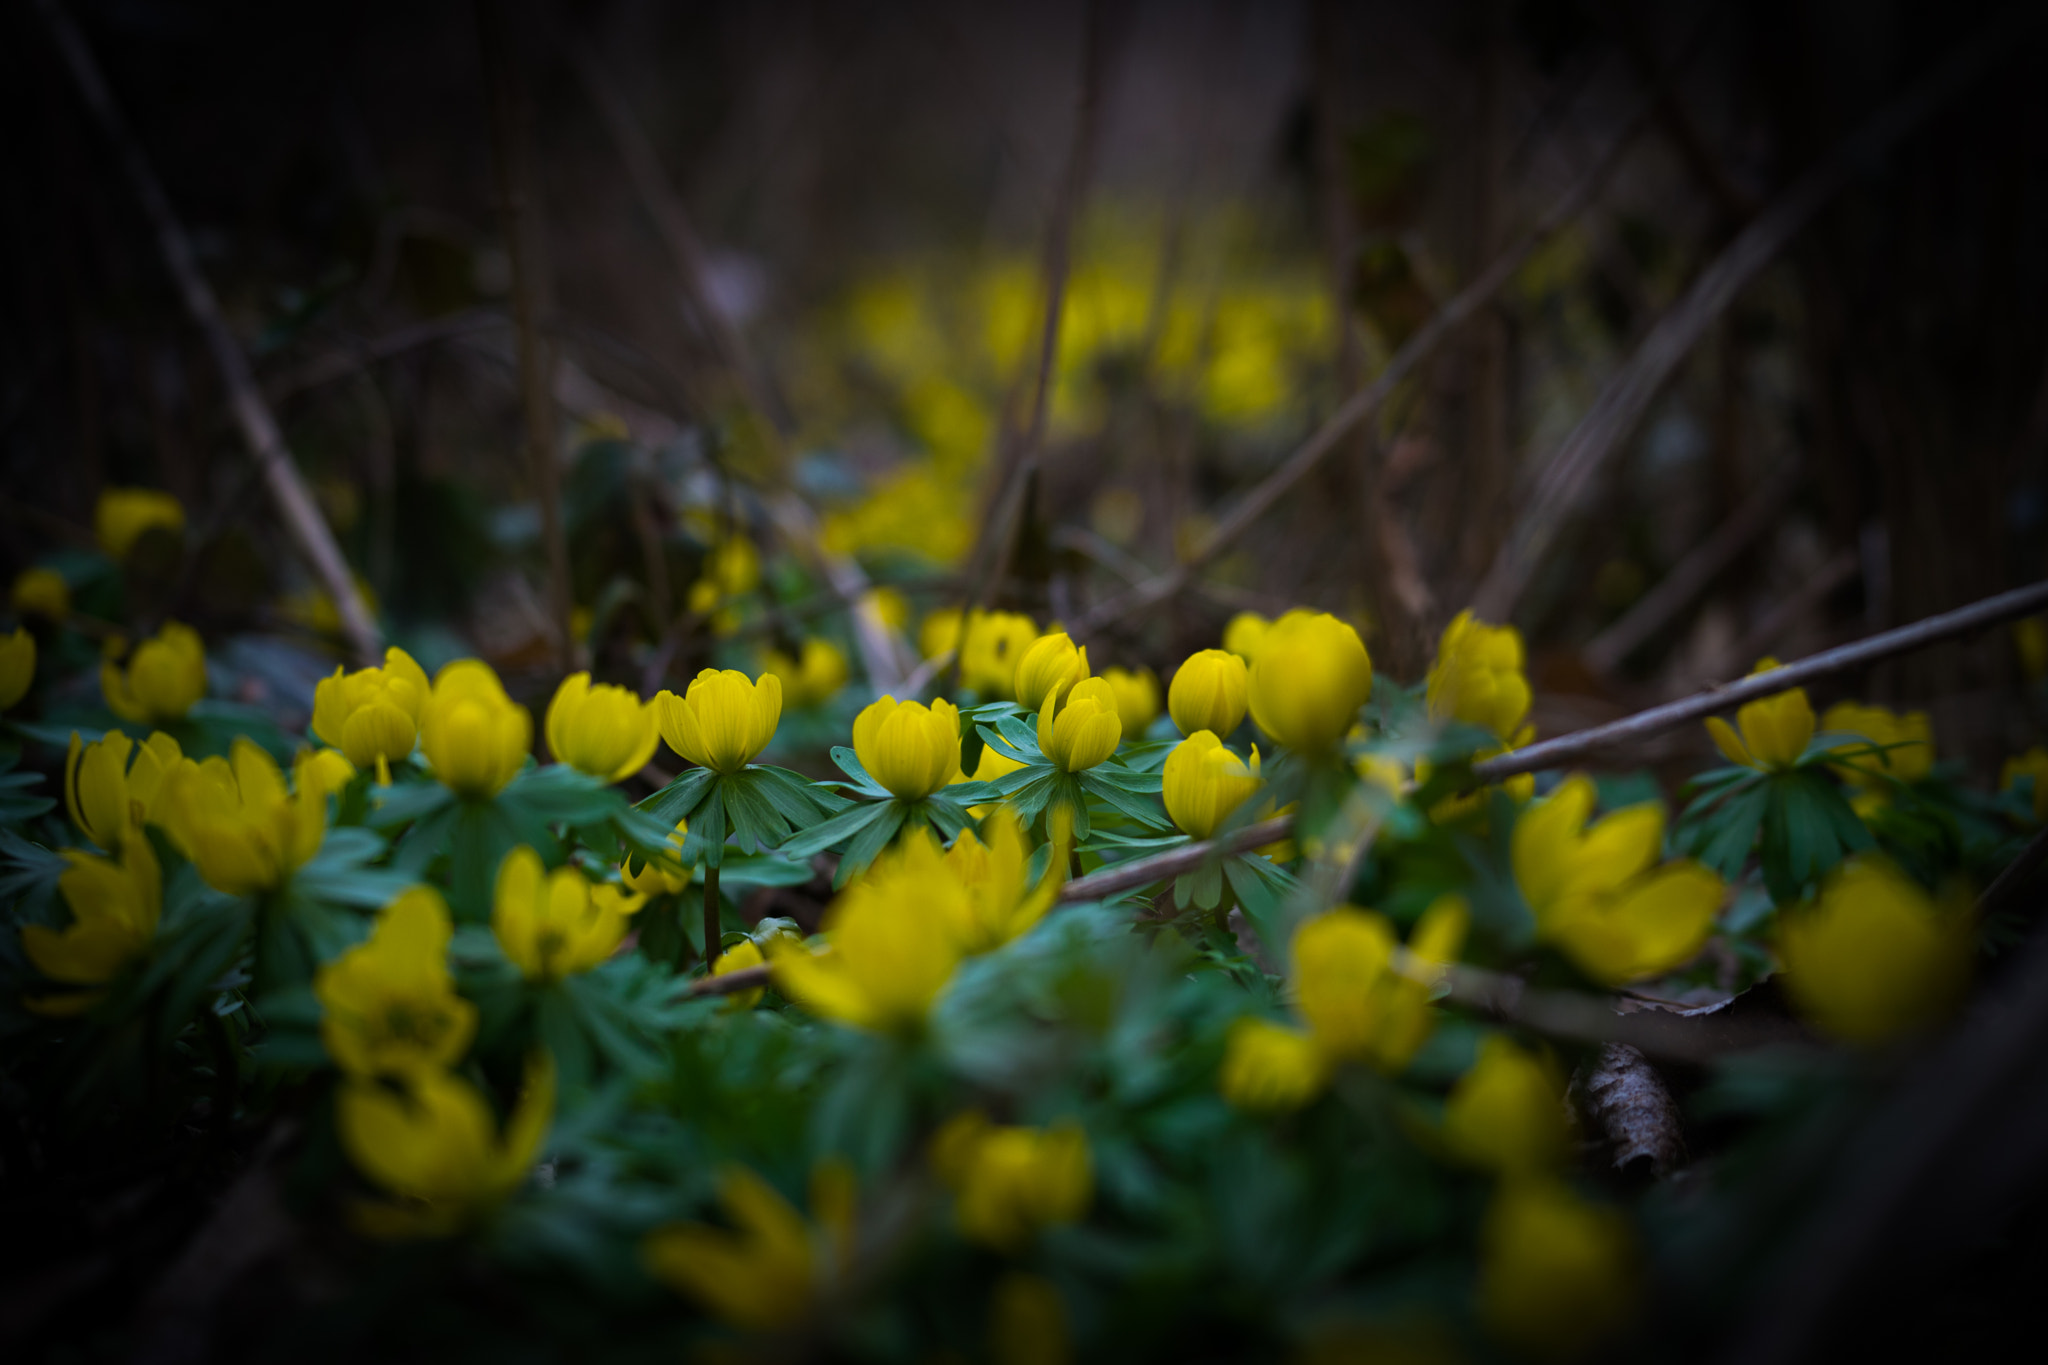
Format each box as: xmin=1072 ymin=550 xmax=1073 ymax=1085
xmin=370 ymin=781 xmax=455 ymax=830
xmin=718 ymin=852 xmax=818 ymax=891
xmin=979 ymin=717 xmax=1042 ymax=763
xmin=835 ymin=803 xmax=910 ymax=884
xmin=1004 ymin=771 xmax=1062 ymax=826
xmin=828 ymin=747 xmax=892 ymax=799
xmin=1079 ymin=770 xmax=1168 ymax=827
xmin=694 ymin=789 xmax=728 ymax=869
xmin=449 ymin=801 xmax=518 ymax=921
xmin=0 ymin=768 xmax=54 ymax=825
xmin=505 ymin=766 xmax=624 ymax=825
xmin=752 ymin=765 xmax=846 ymax=823
xmin=1685 ymin=781 xmax=1770 ymax=882
xmin=392 ymin=802 xmax=461 ymax=876
xmin=720 ymin=773 xmax=785 ymax=855
xmin=638 ymin=766 xmax=717 ymax=825
xmin=296 ymin=827 xmax=413 ymax=908
xmin=780 ymin=799 xmax=894 ymax=860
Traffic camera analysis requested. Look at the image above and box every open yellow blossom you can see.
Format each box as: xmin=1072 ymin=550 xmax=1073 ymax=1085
xmin=492 ymin=846 xmax=647 ymax=982
xmin=1162 ymin=731 xmax=1261 ymax=839
xmin=1777 ymin=859 xmax=1970 ymax=1044
xmin=20 ymin=834 xmax=161 ymax=1015
xmin=1168 ymin=648 xmax=1248 ymax=737
xmin=95 ymin=486 xmax=185 ymax=562
xmin=312 ymin=646 xmax=431 ymax=781
xmin=1248 ymin=611 xmax=1373 ymax=753
xmin=1706 ymin=658 xmax=1816 ymax=770
xmin=761 ymin=637 xmax=850 ymax=709
xmin=643 ymin=1161 xmax=855 ymax=1333
xmin=158 ymin=741 xmax=335 ymax=894
xmin=932 ymin=1111 xmax=1092 ymax=1252
xmin=65 ymin=729 xmax=183 ymax=851
xmin=768 ymin=839 xmax=968 ymax=1031
xmin=315 ymin=886 xmax=477 ymax=1077
xmin=655 ymin=668 xmax=781 ymax=774
xmin=1479 ymin=1178 xmax=1636 ymax=1357
xmin=544 ymin=672 xmax=657 ymax=782
xmin=2005 ymin=747 xmax=2048 ymax=822
xmin=1014 ymin=632 xmax=1090 ymax=712
xmin=11 ymin=567 xmax=70 ymax=623
xmin=1037 ymin=676 xmax=1122 ymax=773
xmin=1219 ymin=1016 xmax=1328 ymax=1112
xmin=941 ymin=809 xmax=1059 ymax=952
xmin=1822 ymin=701 xmax=1934 ymax=788
xmin=1101 ymin=666 xmax=1160 ymax=735
xmin=963 ymin=611 xmax=1040 ymax=698
xmin=1426 ymin=610 xmax=1533 ymax=744
xmin=1293 ymin=896 xmax=1467 ymax=1073
xmin=1512 ymin=776 xmax=1722 ymax=986
xmin=1223 ymin=611 xmax=1270 ymax=662
xmin=0 ymin=628 xmax=33 ymax=712
xmin=101 ymin=621 xmax=206 ymax=724
xmin=853 ymin=695 xmax=961 ymax=801
xmin=1442 ymin=1036 xmax=1572 ymax=1175
xmin=621 ymin=819 xmax=691 ymax=896
xmin=419 ymin=660 xmax=531 ymax=798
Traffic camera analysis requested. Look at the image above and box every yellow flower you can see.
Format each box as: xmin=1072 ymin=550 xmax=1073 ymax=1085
xmin=419 ymin=660 xmax=532 ymax=798
xmin=0 ymin=627 xmax=34 ymax=712
xmin=2005 ymin=747 xmax=2048 ymax=822
xmin=1101 ymin=666 xmax=1160 ymax=735
xmin=988 ymin=1274 xmax=1071 ymax=1365
xmin=941 ymin=809 xmax=1059 ymax=952
xmin=643 ymin=1161 xmax=855 ymax=1333
xmin=1426 ymin=610 xmax=1533 ymax=743
xmin=1512 ymin=775 xmax=1722 ymax=986
xmin=932 ymin=1111 xmax=1092 ymax=1252
xmin=1442 ymin=1036 xmax=1571 ymax=1175
xmin=1218 ymin=1016 xmax=1328 ymax=1112
xmin=1161 ymin=731 xmax=1261 ymax=839
xmin=11 ymin=568 xmax=70 ymax=623
xmin=1705 ymin=657 xmax=1816 ymax=770
xmin=1777 ymin=859 xmax=1971 ymax=1044
xmin=20 ymin=835 xmax=161 ymax=1015
xmin=100 ymin=621 xmax=207 ymax=724
xmin=311 ymin=646 xmax=431 ymax=780
xmin=853 ymin=695 xmax=961 ymax=801
xmin=687 ymin=536 xmax=761 ymax=608
xmin=157 ymin=741 xmax=335 ymax=894
xmin=1014 ymin=632 xmax=1090 ymax=712
xmin=1037 ymin=676 xmax=1122 ymax=773
xmin=1168 ymin=648 xmax=1248 ymax=738
xmin=95 ymin=486 xmax=185 ymax=562
xmin=761 ymin=637 xmax=850 ymax=709
xmin=919 ymin=607 xmax=964 ymax=660
xmin=299 ymin=746 xmax=357 ymax=793
xmin=1478 ymin=1178 xmax=1636 ymax=1357
xmin=281 ymin=576 xmax=381 ymax=639
xmin=64 ymin=728 xmax=184 ymax=850
xmin=543 ymin=672 xmax=657 ymax=783
xmin=1821 ymin=701 xmax=1934 ymax=788
xmin=654 ymin=668 xmax=781 ymax=775
xmin=1248 ymin=610 xmax=1373 ymax=753
xmin=711 ymin=937 xmax=769 ymax=1010
xmin=492 ymin=846 xmax=647 ymax=982
xmin=964 ymin=611 xmax=1040 ymax=698
xmin=1292 ymin=896 xmax=1467 ymax=1073
xmin=1222 ymin=611 xmax=1270 ymax=662
xmin=336 ymin=1052 xmax=553 ymax=1235
xmin=621 ymin=819 xmax=691 ymax=896
xmin=864 ymin=586 xmax=911 ymax=633
xmin=315 ymin=885 xmax=478 ymax=1076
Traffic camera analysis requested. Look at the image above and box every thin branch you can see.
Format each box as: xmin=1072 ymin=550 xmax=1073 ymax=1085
xmin=38 ymin=0 xmax=382 ymax=665
xmin=264 ymin=311 xmax=506 ymax=402
xmin=1725 ymin=546 xmax=1860 ymax=668
xmin=1062 ymin=816 xmax=1296 ymax=903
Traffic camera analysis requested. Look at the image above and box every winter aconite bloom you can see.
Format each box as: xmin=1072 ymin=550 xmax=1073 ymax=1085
xmin=710 ymin=937 xmax=769 ymax=1010
xmin=2006 ymin=747 xmax=2048 ymax=822
xmin=1223 ymin=611 xmax=1270 ymax=662
xmin=65 ymin=729 xmax=184 ymax=850
xmin=1168 ymin=648 xmax=1248 ymax=738
xmin=1512 ymin=776 xmax=1722 ymax=986
xmin=94 ymin=486 xmax=185 ymax=562
xmin=544 ymin=672 xmax=658 ymax=783
xmin=1013 ymin=632 xmax=1090 ymax=712
xmin=1162 ymin=731 xmax=1261 ymax=839
xmin=19 ymin=835 xmax=162 ymax=1015
xmin=1426 ymin=610 xmax=1533 ymax=744
xmin=419 ymin=660 xmax=532 ymax=798
xmin=761 ymin=637 xmax=850 ymax=709
xmin=315 ymin=886 xmax=477 ymax=1077
xmin=1292 ymin=897 xmax=1467 ymax=1074
xmin=312 ymin=647 xmax=431 ymax=781
xmin=1442 ymin=1036 xmax=1572 ymax=1174
xmin=1248 ymin=611 xmax=1373 ymax=753
xmin=1822 ymin=701 xmax=1935 ymax=787
xmin=158 ymin=741 xmax=335 ymax=894
xmin=1037 ymin=676 xmax=1123 ymax=773
xmin=1218 ymin=1016 xmax=1328 ymax=1112
xmin=939 ymin=810 xmax=1058 ymax=952
xmin=11 ymin=568 xmax=70 ymax=623
xmin=655 ymin=668 xmax=781 ymax=774
xmin=932 ymin=1111 xmax=1092 ymax=1252
xmin=961 ymin=611 xmax=1041 ymax=697
xmin=492 ymin=846 xmax=646 ymax=982
xmin=0 ymin=628 xmax=34 ymax=712
xmin=643 ymin=1162 xmax=855 ymax=1332
xmin=853 ymin=695 xmax=962 ymax=801
xmin=1705 ymin=658 xmax=1816 ymax=770
xmin=1101 ymin=666 xmax=1160 ymax=735
xmin=1479 ymin=1179 xmax=1636 ymax=1357
xmin=1777 ymin=859 xmax=1970 ymax=1044
xmin=621 ymin=819 xmax=691 ymax=896
xmin=100 ymin=621 xmax=207 ymax=724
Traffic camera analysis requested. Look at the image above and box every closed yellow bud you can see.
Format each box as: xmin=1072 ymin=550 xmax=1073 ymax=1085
xmin=0 ymin=627 xmax=34 ymax=712
xmin=312 ymin=647 xmax=430 ymax=777
xmin=65 ymin=728 xmax=184 ymax=851
xmin=1100 ymin=666 xmax=1160 ymax=735
xmin=94 ymin=486 xmax=185 ymax=562
xmin=1821 ymin=701 xmax=1934 ymax=788
xmin=11 ymin=567 xmax=70 ymax=623
xmin=761 ymin=637 xmax=850 ymax=709
xmin=1478 ymin=1178 xmax=1636 ymax=1357
xmin=315 ymin=886 xmax=476 ymax=1077
xmin=1218 ymin=1016 xmax=1327 ymax=1112
xmin=100 ymin=621 xmax=206 ymax=724
xmin=492 ymin=845 xmax=646 ymax=981
xmin=711 ymin=937 xmax=769 ymax=1010
xmin=1426 ymin=610 xmax=1532 ymax=743
xmin=1222 ymin=611 xmax=1270 ymax=662
xmin=1013 ymin=632 xmax=1090 ymax=712
xmin=2005 ymin=746 xmax=2048 ymax=822
xmin=1705 ymin=658 xmax=1816 ymax=770
xmin=1777 ymin=859 xmax=1970 ymax=1044
xmin=1169 ymin=649 xmax=1248 ymax=737
xmin=158 ymin=740 xmax=334 ymax=894
xmin=1037 ymin=676 xmax=1122 ymax=773
xmin=1161 ymin=731 xmax=1261 ymax=839
xmin=1442 ymin=1036 xmax=1571 ymax=1175
xmin=419 ymin=660 xmax=532 ymax=798
xmin=1247 ymin=611 xmax=1372 ymax=753
xmin=932 ymin=1111 xmax=1092 ymax=1251
xmin=544 ymin=672 xmax=657 ymax=782
xmin=853 ymin=695 xmax=961 ymax=801
xmin=654 ymin=668 xmax=781 ymax=775
xmin=19 ymin=834 xmax=161 ymax=1014
xmin=621 ymin=818 xmax=691 ymax=896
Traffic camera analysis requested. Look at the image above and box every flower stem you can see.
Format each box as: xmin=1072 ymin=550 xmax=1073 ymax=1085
xmin=702 ymin=862 xmax=722 ymax=970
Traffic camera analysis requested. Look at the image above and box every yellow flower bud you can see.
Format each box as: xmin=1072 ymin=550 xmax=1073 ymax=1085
xmin=419 ymin=660 xmax=532 ymax=798
xmin=621 ymin=819 xmax=691 ymax=896
xmin=10 ymin=567 xmax=70 ymax=623
xmin=94 ymin=486 xmax=185 ymax=562
xmin=931 ymin=1111 xmax=1092 ymax=1252
xmin=852 ymin=695 xmax=961 ymax=801
xmin=1169 ymin=649 xmax=1247 ymax=738
xmin=1247 ymin=611 xmax=1372 ymax=753
xmin=492 ymin=845 xmax=646 ymax=981
xmin=1161 ymin=731 xmax=1261 ymax=839
xmin=312 ymin=647 xmax=431 ymax=777
xmin=543 ymin=672 xmax=657 ymax=783
xmin=2005 ymin=746 xmax=2048 ymax=822
xmin=65 ymin=729 xmax=184 ymax=850
xmin=1100 ymin=666 xmax=1160 ymax=735
xmin=1821 ymin=701 xmax=1934 ymax=788
xmin=157 ymin=740 xmax=336 ymax=894
xmin=1704 ymin=657 xmax=1816 ymax=770
xmin=960 ymin=610 xmax=1040 ymax=698
xmin=710 ymin=937 xmax=768 ymax=1010
xmin=1290 ymin=906 xmax=1396 ymax=1059
xmin=654 ymin=668 xmax=781 ymax=775
xmin=0 ymin=626 xmax=34 ymax=712
xmin=19 ymin=834 xmax=162 ymax=1015
xmin=1426 ymin=609 xmax=1532 ymax=743
xmin=1037 ymin=676 xmax=1122 ymax=773
xmin=1478 ymin=1178 xmax=1636 ymax=1357
xmin=1442 ymin=1035 xmax=1571 ymax=1174
xmin=1777 ymin=859 xmax=1970 ymax=1044
xmin=1218 ymin=1016 xmax=1327 ymax=1112
xmin=315 ymin=885 xmax=477 ymax=1076
xmin=1013 ymin=632 xmax=1090 ymax=712
xmin=760 ymin=637 xmax=850 ymax=709
xmin=1222 ymin=611 xmax=1270 ymax=662
xmin=100 ymin=621 xmax=207 ymax=725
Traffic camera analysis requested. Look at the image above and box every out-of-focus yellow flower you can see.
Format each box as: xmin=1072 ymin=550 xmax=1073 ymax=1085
xmin=711 ymin=936 xmax=769 ymax=1010
xmin=1442 ymin=1036 xmax=1571 ymax=1175
xmin=941 ymin=809 xmax=1058 ymax=952
xmin=761 ymin=637 xmax=850 ymax=709
xmin=1100 ymin=666 xmax=1160 ymax=735
xmin=315 ymin=886 xmax=477 ymax=1076
xmin=920 ymin=607 xmax=963 ymax=660
xmin=280 ymin=576 xmax=381 ymax=639
xmin=95 ymin=487 xmax=185 ymax=562
xmin=621 ymin=819 xmax=691 ymax=896
xmin=1248 ymin=611 xmax=1373 ymax=753
xmin=1223 ymin=611 xmax=1270 ymax=662
xmin=1037 ymin=677 xmax=1122 ymax=773
xmin=1219 ymin=1016 xmax=1328 ymax=1112
xmin=300 ymin=747 xmax=356 ymax=792
xmin=100 ymin=621 xmax=206 ymax=724
xmin=1014 ymin=632 xmax=1090 ymax=712
xmin=1169 ymin=648 xmax=1248 ymax=737
xmin=1777 ymin=859 xmax=1970 ymax=1044
xmin=853 ymin=695 xmax=961 ymax=801
xmin=418 ymin=661 xmax=531 ymax=798
xmin=11 ymin=568 xmax=70 ymax=623
xmin=654 ymin=668 xmax=781 ymax=775
xmin=1162 ymin=731 xmax=1261 ymax=839
xmin=64 ymin=729 xmax=183 ymax=851
xmin=989 ymin=1273 xmax=1071 ymax=1365
xmin=337 ymin=1052 xmax=553 ymax=1236
xmin=1426 ymin=610 xmax=1533 ymax=744
xmin=1292 ymin=896 xmax=1467 ymax=1074
xmin=961 ymin=611 xmax=1040 ymax=698
xmin=689 ymin=536 xmax=761 ymax=602
xmin=1706 ymin=658 xmax=1816 ymax=770
xmin=312 ymin=646 xmax=431 ymax=782
xmin=2006 ymin=747 xmax=2048 ymax=822
xmin=1512 ymin=775 xmax=1722 ymax=986
xmin=0 ymin=627 xmax=34 ymax=713
xmin=822 ymin=466 xmax=977 ymax=566
xmin=158 ymin=741 xmax=334 ymax=894
xmin=1822 ymin=701 xmax=1934 ymax=788
xmin=643 ymin=1161 xmax=855 ymax=1333
xmin=932 ymin=1111 xmax=1092 ymax=1251
xmin=954 ymin=739 xmax=1027 ymax=819
xmin=768 ymin=841 xmax=968 ymax=1032
xmin=492 ymin=846 xmax=646 ymax=982
xmin=1478 ymin=1178 xmax=1636 ymax=1357
xmin=543 ymin=672 xmax=657 ymax=783
xmin=20 ymin=834 xmax=161 ymax=1015
xmin=2016 ymin=616 xmax=2048 ymax=683
xmin=863 ymin=586 xmax=912 ymax=633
